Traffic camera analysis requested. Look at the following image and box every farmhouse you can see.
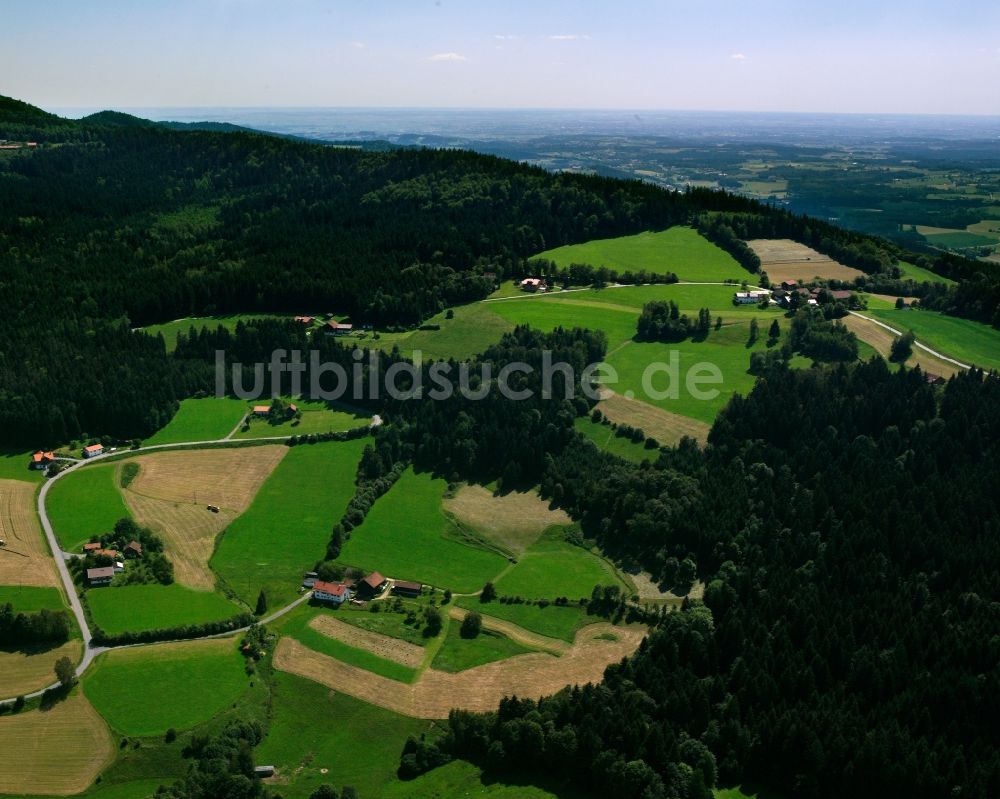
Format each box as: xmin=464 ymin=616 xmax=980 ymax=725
xmin=520 ymin=277 xmax=546 ymax=293
xmin=312 ymin=580 xmax=350 ymax=604
xmin=391 ymin=579 xmax=422 ymax=598
xmin=95 ymin=548 xmax=119 ymax=559
xmin=829 ymin=290 xmax=854 ymax=301
xmin=323 ymin=321 xmax=353 ymax=336
xmin=781 ymin=279 xmax=799 ymax=290
xmin=733 ymin=290 xmax=770 ymax=305
xmin=87 ymin=566 xmax=114 ymax=586
xmin=124 ymin=540 xmax=142 ymax=558
xmin=30 ymin=450 xmax=55 ymax=469
xmin=83 ymin=444 xmax=104 ymax=458
xmin=83 ymin=542 xmax=102 ymax=553
xmin=293 ymin=316 xmax=314 ymax=325
xmin=358 ymin=571 xmax=388 ymax=598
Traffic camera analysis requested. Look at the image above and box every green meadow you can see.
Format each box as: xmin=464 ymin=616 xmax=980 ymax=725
xmin=574 ymin=417 xmax=655 ymax=464
xmin=495 ymin=529 xmax=626 ymax=600
xmin=234 ymin=399 xmax=368 ymax=439
xmin=143 ymin=397 xmax=247 ymax=445
xmin=0 ymin=450 xmax=44 ymax=483
xmin=337 ymin=468 xmax=508 ymax=593
xmin=141 ymin=312 xmax=294 ymax=352
xmin=211 ymin=438 xmax=368 ymax=607
xmin=455 ymin=597 xmax=590 ymax=643
xmin=867 ymin=308 xmax=1000 ymax=370
xmin=533 ymin=226 xmax=749 ymax=282
xmin=431 ymin=623 xmax=537 ymax=673
xmin=381 ymin=760 xmax=565 ymax=799
xmin=0 ymin=586 xmax=67 ymax=613
xmin=896 ymin=260 xmax=956 ymax=285
xmin=87 ymin=583 xmax=243 ymax=635
xmin=83 ymin=640 xmax=249 ymax=736
xmin=47 ymin=464 xmax=131 ymax=551
xmin=255 ymin=671 xmax=434 ymax=799
xmin=280 ymin=607 xmax=417 ymax=683
xmin=334 ymin=598 xmax=432 ymax=646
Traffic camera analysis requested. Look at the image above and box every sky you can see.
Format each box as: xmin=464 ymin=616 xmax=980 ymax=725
xmin=2 ymin=0 xmax=999 ymax=114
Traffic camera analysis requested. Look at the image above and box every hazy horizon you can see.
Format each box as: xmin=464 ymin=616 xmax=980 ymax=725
xmin=3 ymin=0 xmax=998 ymax=115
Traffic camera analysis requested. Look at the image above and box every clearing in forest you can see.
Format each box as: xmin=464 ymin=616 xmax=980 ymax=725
xmin=120 ymin=446 xmax=287 ymax=590
xmin=0 ymin=478 xmax=58 ymax=587
xmin=274 ymin=620 xmax=645 ymax=719
xmin=747 ymin=239 xmax=865 ymax=283
xmin=596 ymin=389 xmax=710 ymax=445
xmin=0 ymin=692 xmax=114 ymax=796
xmin=442 ymin=484 xmax=571 ymax=557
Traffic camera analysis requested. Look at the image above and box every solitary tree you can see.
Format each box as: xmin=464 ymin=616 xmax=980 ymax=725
xmin=309 ymin=786 xmax=339 ymax=799
xmin=768 ymin=319 xmax=781 ymax=341
xmin=748 ymin=318 xmax=760 ymax=345
xmin=54 ymin=656 xmax=75 ymax=689
xmin=442 ymin=588 xmax=452 ymax=604
xmin=480 ymin=582 xmax=497 ymax=603
xmin=895 ymin=297 xmax=906 ymax=309
xmin=890 ymin=330 xmax=915 ymax=363
xmin=423 ymin=607 xmax=443 ymax=637
xmin=460 ymin=611 xmax=483 ymax=639
xmin=255 ymin=589 xmax=268 ymax=616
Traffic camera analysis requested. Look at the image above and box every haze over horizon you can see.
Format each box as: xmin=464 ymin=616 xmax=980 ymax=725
xmin=3 ymin=0 xmax=999 ymax=116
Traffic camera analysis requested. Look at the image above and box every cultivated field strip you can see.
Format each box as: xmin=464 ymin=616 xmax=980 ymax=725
xmin=0 ymin=640 xmax=83 ymax=698
xmin=308 ymin=614 xmax=425 ymax=668
xmin=841 ymin=315 xmax=961 ymax=377
xmin=275 ymin=621 xmax=645 ymax=719
xmin=0 ymin=478 xmax=58 ymax=587
xmin=122 ymin=446 xmax=287 ymax=590
xmin=596 ymin=390 xmax=710 ymax=445
xmin=747 ymin=238 xmax=865 ymax=283
xmin=447 ymin=606 xmax=568 ymax=655
xmin=0 ymin=692 xmax=114 ymax=796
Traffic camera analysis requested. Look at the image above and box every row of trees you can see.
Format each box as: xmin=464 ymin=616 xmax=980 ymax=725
xmin=636 ymin=302 xmax=715 ymax=342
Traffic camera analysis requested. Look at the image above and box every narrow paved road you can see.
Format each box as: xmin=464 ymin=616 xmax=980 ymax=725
xmin=0 ymin=425 xmax=373 ymax=706
xmin=848 ymin=311 xmax=971 ymax=371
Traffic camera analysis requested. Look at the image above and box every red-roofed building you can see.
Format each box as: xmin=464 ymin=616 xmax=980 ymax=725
xmin=323 ymin=321 xmax=354 ymax=336
xmin=358 ymin=571 xmax=388 ymax=598
xmin=30 ymin=451 xmax=55 ymax=470
xmin=83 ymin=542 xmax=102 ymax=553
xmin=252 ymin=405 xmax=270 ymax=416
xmin=520 ymin=277 xmax=546 ymax=292
xmin=124 ymin=540 xmax=143 ymax=558
xmin=83 ymin=444 xmax=104 ymax=458
xmin=293 ymin=316 xmax=315 ymax=325
xmin=313 ymin=580 xmax=350 ymax=604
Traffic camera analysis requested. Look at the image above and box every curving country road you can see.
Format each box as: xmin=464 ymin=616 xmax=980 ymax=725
xmin=0 ymin=428 xmax=369 ymax=705
xmin=848 ymin=311 xmax=971 ymax=370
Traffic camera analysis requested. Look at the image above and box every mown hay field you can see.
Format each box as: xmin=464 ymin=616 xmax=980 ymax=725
xmin=0 ymin=692 xmax=114 ymax=796
xmin=0 ymin=478 xmax=58 ymax=587
xmin=747 ymin=238 xmax=865 ymax=283
xmin=121 ymin=446 xmax=287 ymax=590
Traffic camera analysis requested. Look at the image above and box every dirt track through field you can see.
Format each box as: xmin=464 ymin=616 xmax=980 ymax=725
xmin=0 ymin=691 xmax=114 ymax=796
xmin=121 ymin=446 xmax=287 ymax=590
xmin=447 ymin=606 xmax=568 ymax=655
xmin=0 ymin=478 xmax=58 ymax=588
xmin=747 ymin=238 xmax=864 ymax=283
xmin=596 ymin=389 xmax=710 ymax=445
xmin=275 ymin=621 xmax=645 ymax=719
xmin=841 ymin=315 xmax=960 ymax=377
xmin=308 ymin=614 xmax=425 ymax=668
xmin=443 ymin=485 xmax=571 ymax=556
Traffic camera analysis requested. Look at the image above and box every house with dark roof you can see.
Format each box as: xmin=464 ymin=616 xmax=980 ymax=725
xmin=124 ymin=540 xmax=143 ymax=558
xmin=87 ymin=566 xmax=115 ymax=586
xmin=391 ymin=580 xmax=422 ymax=598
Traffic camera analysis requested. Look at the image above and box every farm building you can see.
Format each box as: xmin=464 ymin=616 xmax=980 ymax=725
xmin=83 ymin=443 xmax=104 ymax=458
xmin=83 ymin=542 xmax=102 ymax=553
xmin=520 ymin=277 xmax=546 ymax=292
xmin=124 ymin=540 xmax=142 ymax=558
xmin=312 ymin=580 xmax=350 ymax=604
xmin=358 ymin=571 xmax=388 ymax=598
xmin=254 ymin=766 xmax=276 ymax=778
xmin=252 ymin=405 xmax=270 ymax=416
xmin=733 ymin=290 xmax=769 ymax=304
xmin=30 ymin=450 xmax=55 ymax=469
xmin=391 ymin=579 xmax=422 ymax=598
xmin=925 ymin=372 xmax=946 ymax=386
xmin=829 ymin=289 xmax=854 ymax=301
xmin=95 ymin=548 xmax=119 ymax=559
xmin=323 ymin=321 xmax=354 ymax=336
xmin=293 ymin=316 xmax=314 ymax=325
xmin=781 ymin=280 xmax=799 ymax=290
xmin=87 ymin=566 xmax=115 ymax=586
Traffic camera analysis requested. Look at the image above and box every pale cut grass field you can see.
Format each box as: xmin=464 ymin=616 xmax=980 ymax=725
xmin=0 ymin=478 xmax=58 ymax=588
xmin=0 ymin=691 xmax=114 ymax=796
xmin=121 ymin=446 xmax=288 ymax=590
xmin=747 ymin=238 xmax=865 ymax=283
